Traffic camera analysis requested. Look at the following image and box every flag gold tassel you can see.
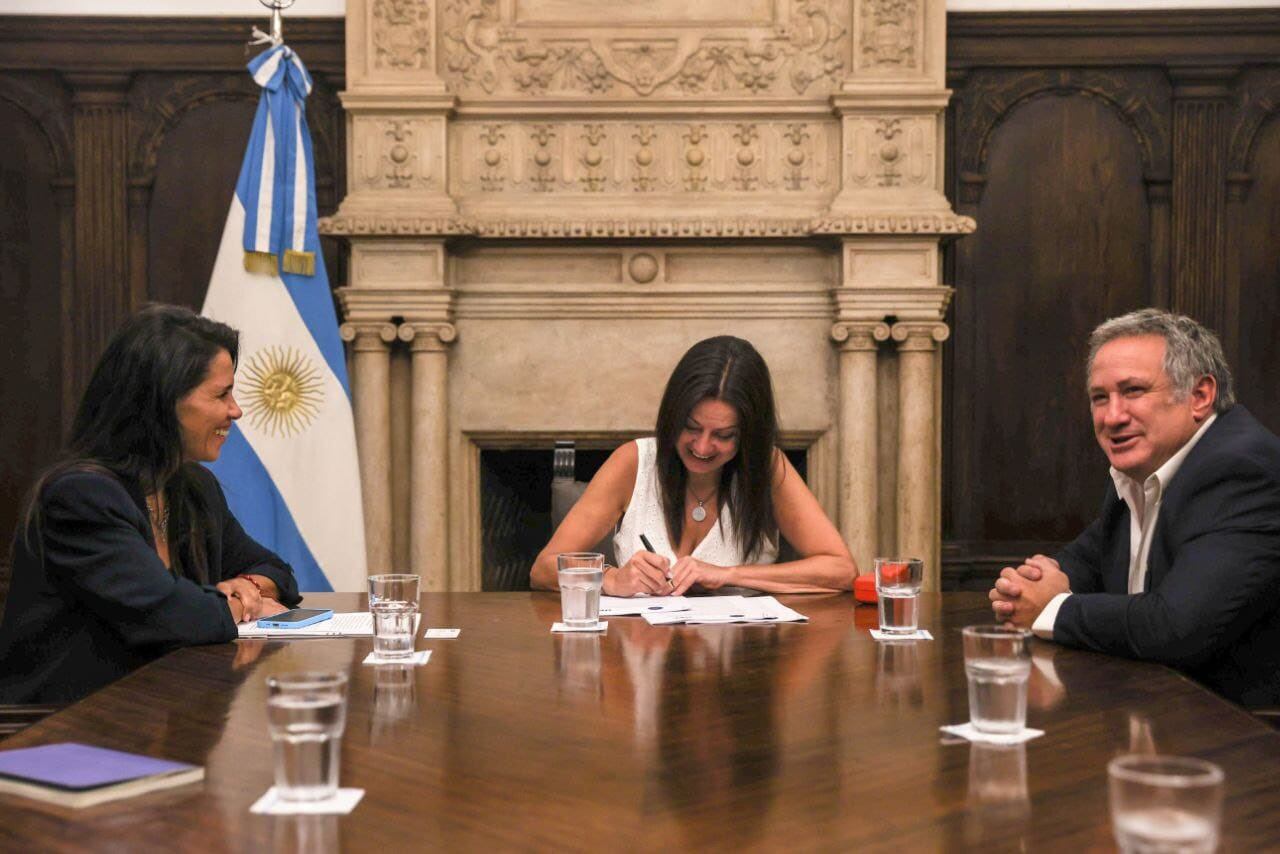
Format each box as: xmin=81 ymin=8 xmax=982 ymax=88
xmin=244 ymin=251 xmax=278 ymax=275
xmin=282 ymin=250 xmax=315 ymax=276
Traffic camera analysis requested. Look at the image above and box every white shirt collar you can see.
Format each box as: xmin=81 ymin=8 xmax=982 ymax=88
xmin=1109 ymin=412 xmax=1218 ymax=499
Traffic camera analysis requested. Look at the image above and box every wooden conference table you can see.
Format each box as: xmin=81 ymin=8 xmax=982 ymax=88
xmin=4 ymin=593 xmax=1280 ymax=852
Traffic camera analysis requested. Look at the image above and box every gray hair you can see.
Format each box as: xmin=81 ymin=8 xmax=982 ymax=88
xmin=1087 ymin=308 xmax=1235 ymax=414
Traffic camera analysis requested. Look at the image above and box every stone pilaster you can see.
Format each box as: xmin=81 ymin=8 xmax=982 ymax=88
xmin=339 ymin=321 xmax=399 ymax=575
xmin=830 ymin=320 xmax=891 ymax=575
xmin=398 ymin=321 xmax=457 ymax=591
xmin=337 ymin=0 xmax=457 ymax=227
xmin=891 ymin=320 xmax=949 ymax=591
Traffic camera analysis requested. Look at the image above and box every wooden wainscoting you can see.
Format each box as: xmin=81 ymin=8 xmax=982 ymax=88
xmin=942 ymin=9 xmax=1280 ymax=588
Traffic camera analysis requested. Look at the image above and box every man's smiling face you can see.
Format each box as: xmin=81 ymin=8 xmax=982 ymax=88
xmin=1088 ymin=334 xmax=1211 ymax=482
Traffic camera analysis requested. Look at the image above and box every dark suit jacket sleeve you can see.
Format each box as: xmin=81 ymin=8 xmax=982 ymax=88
xmin=41 ymin=472 xmax=238 ymax=649
xmin=1053 ymin=461 xmax=1280 ymax=668
xmin=1054 ymin=489 xmax=1118 ymax=595
xmin=203 ymin=472 xmax=301 ymax=607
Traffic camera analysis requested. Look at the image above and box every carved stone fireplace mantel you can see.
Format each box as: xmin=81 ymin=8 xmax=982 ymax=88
xmin=323 ymin=0 xmax=973 ymax=591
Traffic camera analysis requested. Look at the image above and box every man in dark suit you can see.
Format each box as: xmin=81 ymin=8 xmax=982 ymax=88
xmin=990 ymin=309 xmax=1280 ymax=708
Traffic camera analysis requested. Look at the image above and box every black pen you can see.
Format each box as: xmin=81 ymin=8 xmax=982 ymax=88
xmin=639 ymin=533 xmax=675 ymax=590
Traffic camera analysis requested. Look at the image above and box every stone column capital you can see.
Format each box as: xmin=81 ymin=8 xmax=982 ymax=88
xmin=831 ymin=321 xmax=892 ymax=352
xmin=340 ymin=321 xmax=399 ymax=350
xmin=891 ymin=321 xmax=950 ymax=351
xmin=399 ymin=322 xmax=458 ymax=352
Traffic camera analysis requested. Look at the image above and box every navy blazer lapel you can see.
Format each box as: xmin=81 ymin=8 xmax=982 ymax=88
xmin=1142 ymin=410 xmax=1236 ymax=592
xmin=1101 ymin=485 xmax=1132 ymax=594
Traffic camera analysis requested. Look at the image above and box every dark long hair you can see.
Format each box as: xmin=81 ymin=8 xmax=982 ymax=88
xmin=654 ymin=336 xmax=779 ymax=561
xmin=20 ymin=304 xmax=239 ymax=582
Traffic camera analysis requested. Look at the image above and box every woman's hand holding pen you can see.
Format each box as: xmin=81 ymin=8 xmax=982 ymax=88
xmin=668 ymin=556 xmax=730 ymax=596
xmin=604 ymin=551 xmax=670 ymax=596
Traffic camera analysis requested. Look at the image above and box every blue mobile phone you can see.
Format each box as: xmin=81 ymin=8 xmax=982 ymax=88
xmin=256 ymin=608 xmax=334 ymax=629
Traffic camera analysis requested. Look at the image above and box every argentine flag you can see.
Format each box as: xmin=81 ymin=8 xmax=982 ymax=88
xmin=202 ymin=44 xmax=367 ymax=592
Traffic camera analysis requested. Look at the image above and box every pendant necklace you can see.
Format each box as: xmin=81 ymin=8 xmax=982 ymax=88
xmin=689 ymin=484 xmax=715 ymax=523
xmin=145 ymin=495 xmax=170 ymax=541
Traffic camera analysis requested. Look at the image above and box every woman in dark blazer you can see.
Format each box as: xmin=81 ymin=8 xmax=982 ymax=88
xmin=0 ymin=305 xmax=300 ymax=703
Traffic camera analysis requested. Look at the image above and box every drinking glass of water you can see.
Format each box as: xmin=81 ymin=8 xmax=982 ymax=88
xmin=874 ymin=558 xmax=924 ymax=634
xmin=368 ymin=574 xmax=420 ymax=612
xmin=1109 ymin=755 xmax=1223 ymax=854
xmin=371 ymin=601 xmax=416 ymax=658
xmin=557 ymin=552 xmax=604 ymax=628
xmin=962 ymin=625 xmax=1032 ymax=734
xmin=266 ymin=671 xmax=350 ymax=802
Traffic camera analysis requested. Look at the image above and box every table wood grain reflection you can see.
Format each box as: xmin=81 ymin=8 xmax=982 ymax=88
xmin=3 ymin=593 xmax=1279 ymax=852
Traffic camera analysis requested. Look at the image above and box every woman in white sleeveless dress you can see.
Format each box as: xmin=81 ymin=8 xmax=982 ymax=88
xmin=531 ymin=336 xmax=856 ymax=596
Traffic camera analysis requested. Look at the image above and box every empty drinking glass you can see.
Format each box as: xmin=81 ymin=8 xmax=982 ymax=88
xmin=874 ymin=558 xmax=924 ymax=634
xmin=962 ymin=625 xmax=1033 ymax=734
xmin=1109 ymin=754 xmax=1224 ymax=854
xmin=368 ymin=574 xmax=420 ymax=612
xmin=557 ymin=552 xmax=604 ymax=628
xmin=266 ymin=672 xmax=349 ymax=801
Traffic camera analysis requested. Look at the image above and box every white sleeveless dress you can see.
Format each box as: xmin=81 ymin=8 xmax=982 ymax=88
xmin=613 ymin=438 xmax=778 ymax=568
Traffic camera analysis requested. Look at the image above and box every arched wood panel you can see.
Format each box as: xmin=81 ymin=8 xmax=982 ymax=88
xmin=146 ymin=96 xmax=257 ymax=310
xmin=946 ymin=92 xmax=1152 ymax=568
xmin=0 ymin=100 xmax=63 ymax=552
xmin=145 ymin=90 xmax=346 ymax=311
xmin=1237 ymin=113 xmax=1280 ymax=436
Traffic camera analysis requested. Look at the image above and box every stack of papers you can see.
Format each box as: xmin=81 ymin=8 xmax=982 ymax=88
xmin=600 ymin=595 xmax=807 ymax=625
xmin=237 ymin=613 xmax=420 ymax=639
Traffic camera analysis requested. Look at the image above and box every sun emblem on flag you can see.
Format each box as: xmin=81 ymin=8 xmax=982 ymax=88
xmin=239 ymin=346 xmax=324 ymax=437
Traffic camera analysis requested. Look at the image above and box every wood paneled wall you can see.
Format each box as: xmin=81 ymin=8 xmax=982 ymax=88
xmin=943 ymin=10 xmax=1280 ymax=588
xmin=2 ymin=12 xmax=1279 ymax=593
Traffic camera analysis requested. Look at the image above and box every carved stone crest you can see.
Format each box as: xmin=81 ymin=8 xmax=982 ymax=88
xmin=373 ymin=0 xmax=433 ymax=70
xmin=859 ymin=0 xmax=918 ymax=70
xmin=441 ymin=0 xmax=848 ymax=98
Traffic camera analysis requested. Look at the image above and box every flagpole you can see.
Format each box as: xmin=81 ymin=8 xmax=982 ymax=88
xmin=249 ymin=0 xmax=294 ymax=49
xmin=209 ymin=3 xmax=370 ymax=592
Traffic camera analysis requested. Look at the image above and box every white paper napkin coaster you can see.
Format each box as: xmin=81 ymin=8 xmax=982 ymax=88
xmin=361 ymin=650 xmax=432 ymax=666
xmin=424 ymin=628 xmax=461 ymax=639
xmin=250 ymin=787 xmax=365 ymax=815
xmin=870 ymin=629 xmax=934 ymax=641
xmin=551 ymin=621 xmax=608 ymax=633
xmin=939 ymin=723 xmax=1045 ymax=745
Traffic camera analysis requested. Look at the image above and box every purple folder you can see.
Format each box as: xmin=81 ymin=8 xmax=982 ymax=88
xmin=0 ymin=743 xmax=197 ymax=791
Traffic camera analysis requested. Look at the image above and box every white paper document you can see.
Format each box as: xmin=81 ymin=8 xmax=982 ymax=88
xmin=641 ymin=596 xmax=807 ymax=625
xmin=599 ymin=595 xmax=693 ymax=617
xmin=237 ymin=613 xmax=420 ymax=639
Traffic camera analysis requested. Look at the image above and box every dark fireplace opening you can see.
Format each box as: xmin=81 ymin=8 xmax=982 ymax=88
xmin=480 ymin=446 xmax=807 ymax=591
